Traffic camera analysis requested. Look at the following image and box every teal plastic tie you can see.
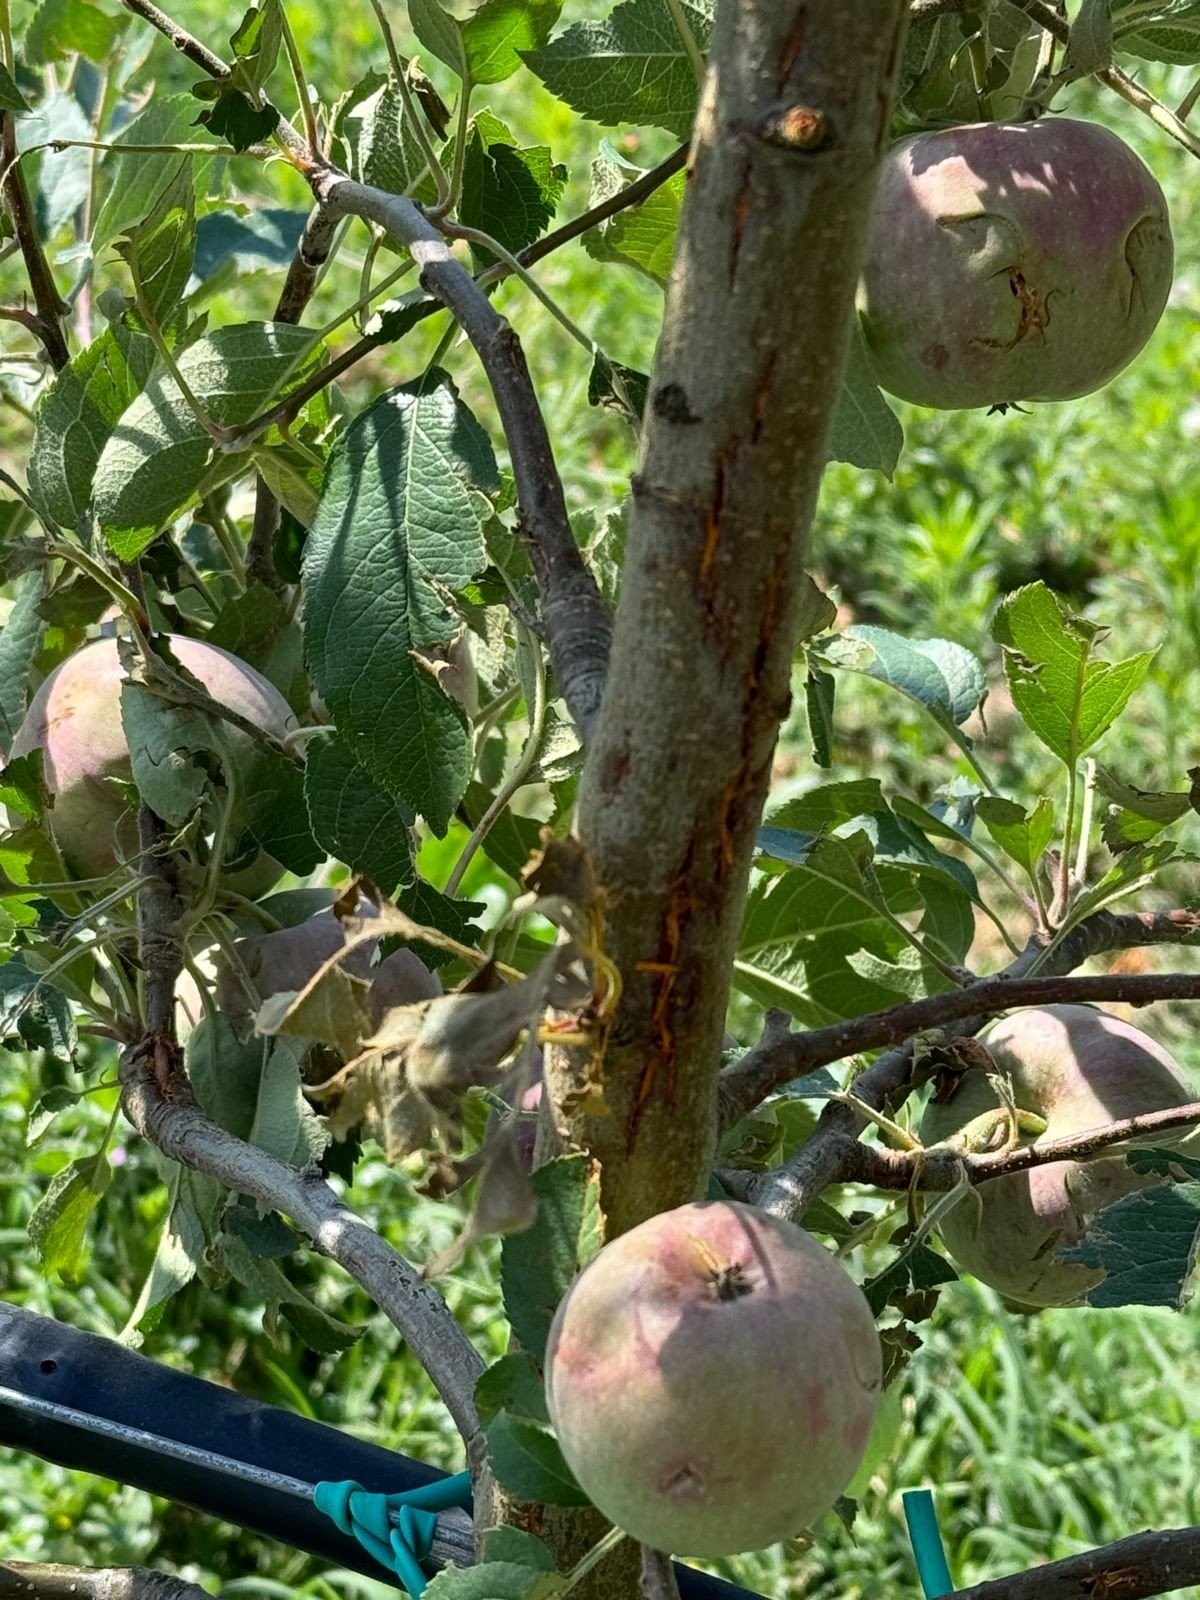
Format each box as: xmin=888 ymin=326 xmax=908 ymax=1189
xmin=314 ymin=1471 xmax=473 ymax=1596
xmin=903 ymin=1488 xmax=955 ymax=1599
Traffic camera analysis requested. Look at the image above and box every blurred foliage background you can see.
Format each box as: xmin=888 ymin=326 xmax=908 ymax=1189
xmin=3 ymin=2 xmax=1200 ymax=1596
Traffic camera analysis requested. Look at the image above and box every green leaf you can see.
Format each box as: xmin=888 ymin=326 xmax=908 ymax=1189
xmin=193 ymin=206 xmax=308 ymax=282
xmin=92 ymin=95 xmax=218 ymax=251
xmin=220 ymin=1234 xmax=362 ymax=1351
xmin=525 ymin=0 xmax=713 ymax=136
xmin=195 ymin=86 xmax=280 ymax=150
xmin=976 ymin=795 xmax=1054 ymax=874
xmin=501 ymin=1154 xmax=601 ymax=1364
xmin=341 ymin=76 xmax=430 ymax=195
xmin=587 ymin=351 xmax=649 ymax=426
xmin=25 ymin=0 xmax=122 ymax=62
xmin=28 ymin=315 xmax=157 ymax=527
xmin=1064 ymin=0 xmax=1113 ymax=74
xmin=93 ymin=322 xmax=317 ymax=558
xmin=865 ymin=1243 xmax=957 ymax=1316
xmin=29 ymin=1156 xmax=109 ymax=1280
xmin=123 ymin=1166 xmax=220 ymax=1333
xmin=1117 ymin=1 xmax=1200 ymax=63
xmin=229 ymin=0 xmax=283 ymax=93
xmin=1096 ymin=765 xmax=1197 ymax=853
xmin=0 ymin=571 xmax=44 ymax=748
xmin=119 ymin=682 xmax=221 ymax=827
xmin=0 ymin=753 xmax=44 ymax=821
xmin=736 ymin=836 xmax=939 ymax=1023
xmin=17 ymin=93 xmax=91 ymax=239
xmin=482 ymin=1527 xmax=557 ymax=1572
xmin=485 ymin=1412 xmax=590 ymax=1506
xmin=425 ymin=1561 xmax=564 ymax=1600
xmin=464 ymin=0 xmax=563 ymax=82
xmin=408 ymin=0 xmax=469 ymax=77
xmin=1056 ymin=840 xmax=1183 ymax=940
xmin=205 ymin=582 xmax=305 ymax=705
xmin=768 ymin=779 xmax=887 ymax=832
xmin=476 ymin=1350 xmax=550 ymax=1425
xmin=462 ymin=779 xmax=542 ymax=881
xmin=828 ymin=324 xmax=903 ymax=477
xmin=0 ymin=958 xmax=76 ymax=1057
xmin=0 ymin=62 xmax=30 ymax=110
xmin=242 ymin=751 xmax=323 ymax=877
xmin=992 ymin=582 xmax=1155 ymax=767
xmin=188 ymin=1013 xmax=268 ymax=1141
xmin=820 ymin=624 xmax=986 ymax=730
xmin=1061 ymin=1152 xmax=1200 ymax=1309
xmin=582 ymin=150 xmax=684 ymax=285
xmin=395 ymin=877 xmax=486 ymax=970
xmin=115 ymin=157 xmax=197 ymax=329
xmin=302 ymin=371 xmax=498 ymax=832
xmin=304 ymin=732 xmax=414 ymax=893
xmin=805 ymin=663 xmax=835 ymax=768
xmin=460 ymin=113 xmax=566 ymax=263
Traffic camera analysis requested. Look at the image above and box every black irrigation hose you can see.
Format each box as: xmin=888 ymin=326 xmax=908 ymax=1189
xmin=0 ymin=1304 xmax=759 ymax=1598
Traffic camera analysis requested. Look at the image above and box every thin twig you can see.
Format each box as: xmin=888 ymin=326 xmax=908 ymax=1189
xmin=1015 ymin=0 xmax=1200 ymax=162
xmin=1 ymin=112 xmax=70 ymax=370
xmin=513 ymin=146 xmax=689 ymax=274
xmin=743 ymin=909 xmax=1200 ymax=1217
xmin=247 ymin=202 xmax=341 ymax=590
xmin=833 ymin=1099 xmax=1200 ymax=1192
xmin=638 ymin=1548 xmax=682 ymax=1600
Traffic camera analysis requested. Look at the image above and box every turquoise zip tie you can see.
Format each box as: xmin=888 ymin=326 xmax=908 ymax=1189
xmin=903 ymin=1488 xmax=955 ymax=1599
xmin=315 ymin=1471 xmax=473 ymax=1596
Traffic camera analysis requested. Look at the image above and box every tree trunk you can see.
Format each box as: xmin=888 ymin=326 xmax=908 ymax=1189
xmin=550 ymin=0 xmax=911 ymax=1237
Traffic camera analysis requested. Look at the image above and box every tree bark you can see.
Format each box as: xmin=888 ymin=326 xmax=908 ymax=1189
xmin=553 ymin=0 xmax=911 ymax=1236
xmin=0 ymin=1567 xmax=208 ymax=1600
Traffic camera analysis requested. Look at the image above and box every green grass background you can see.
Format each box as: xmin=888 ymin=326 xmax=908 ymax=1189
xmin=4 ymin=4 xmax=1200 ymax=1596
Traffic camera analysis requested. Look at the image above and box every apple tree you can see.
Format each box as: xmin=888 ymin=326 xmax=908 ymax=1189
xmin=4 ymin=0 xmax=1200 ymax=1596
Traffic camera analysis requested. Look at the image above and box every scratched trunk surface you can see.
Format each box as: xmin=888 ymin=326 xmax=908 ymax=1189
xmin=550 ymin=0 xmax=911 ymax=1240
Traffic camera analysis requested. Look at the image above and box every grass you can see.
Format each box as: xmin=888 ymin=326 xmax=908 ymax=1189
xmin=4 ymin=3 xmax=1200 ymax=1596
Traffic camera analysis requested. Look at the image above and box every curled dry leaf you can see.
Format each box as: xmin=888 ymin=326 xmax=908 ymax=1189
xmin=421 ymin=1125 xmax=538 ymax=1279
xmin=517 ymin=832 xmax=602 ymax=942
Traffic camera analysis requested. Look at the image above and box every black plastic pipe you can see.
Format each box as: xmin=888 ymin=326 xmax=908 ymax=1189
xmin=0 ymin=1304 xmax=759 ymax=1598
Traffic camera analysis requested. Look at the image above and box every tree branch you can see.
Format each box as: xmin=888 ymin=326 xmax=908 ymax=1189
xmin=722 ymin=969 xmax=1200 ymax=1127
xmin=124 ymin=786 xmax=484 ymax=1460
xmin=944 ymin=1525 xmax=1200 ymax=1600
xmin=1 ymin=113 xmax=70 ymax=371
xmin=119 ymin=1054 xmax=486 ymax=1450
xmin=639 ymin=1548 xmax=682 ymax=1599
xmin=248 ymin=203 xmax=341 ymax=590
xmin=0 ymin=1565 xmax=210 ymax=1600
xmin=307 ymin=169 xmax=612 ymax=740
xmin=746 ymin=910 xmax=1200 ymax=1218
xmin=515 ymin=145 xmax=688 ymax=273
xmin=1015 ymin=0 xmax=1200 ymax=162
xmin=909 ymin=0 xmax=968 ymax=17
xmin=831 ymin=1098 xmax=1200 ymax=1192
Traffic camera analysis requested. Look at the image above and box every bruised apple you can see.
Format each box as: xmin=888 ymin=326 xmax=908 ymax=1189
xmin=921 ymin=1005 xmax=1197 ymax=1307
xmin=544 ymin=1200 xmax=882 ymax=1556
xmin=859 ymin=118 xmax=1173 ymax=408
xmin=10 ymin=635 xmax=294 ymax=881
